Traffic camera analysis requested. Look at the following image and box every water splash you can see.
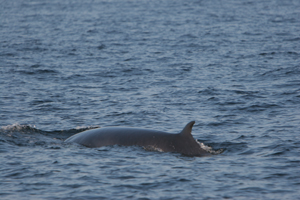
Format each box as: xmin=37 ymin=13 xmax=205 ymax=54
xmin=1 ymin=123 xmax=38 ymax=133
xmin=197 ymin=140 xmax=224 ymax=155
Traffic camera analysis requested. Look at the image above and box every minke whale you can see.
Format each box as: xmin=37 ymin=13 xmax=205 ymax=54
xmin=65 ymin=121 xmax=211 ymax=157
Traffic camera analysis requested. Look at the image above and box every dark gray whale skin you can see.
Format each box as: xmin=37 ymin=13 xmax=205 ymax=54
xmin=65 ymin=121 xmax=210 ymax=157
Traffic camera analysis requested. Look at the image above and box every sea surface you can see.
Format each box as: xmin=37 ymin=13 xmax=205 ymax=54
xmin=1 ymin=0 xmax=300 ymax=199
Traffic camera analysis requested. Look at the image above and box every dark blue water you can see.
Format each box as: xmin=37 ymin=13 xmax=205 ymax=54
xmin=1 ymin=0 xmax=300 ymax=199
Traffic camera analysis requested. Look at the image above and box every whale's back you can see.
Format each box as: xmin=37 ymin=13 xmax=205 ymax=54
xmin=65 ymin=127 xmax=177 ymax=151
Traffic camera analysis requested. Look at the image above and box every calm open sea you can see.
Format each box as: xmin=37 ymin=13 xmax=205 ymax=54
xmin=1 ymin=0 xmax=300 ymax=199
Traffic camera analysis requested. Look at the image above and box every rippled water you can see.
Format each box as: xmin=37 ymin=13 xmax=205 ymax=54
xmin=1 ymin=0 xmax=300 ymax=199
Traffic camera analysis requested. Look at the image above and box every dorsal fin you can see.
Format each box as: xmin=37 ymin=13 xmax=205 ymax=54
xmin=179 ymin=121 xmax=195 ymax=137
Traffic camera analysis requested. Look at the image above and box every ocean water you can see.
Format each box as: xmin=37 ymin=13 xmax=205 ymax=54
xmin=1 ymin=0 xmax=300 ymax=199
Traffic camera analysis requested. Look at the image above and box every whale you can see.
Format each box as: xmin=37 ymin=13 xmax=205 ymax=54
xmin=65 ymin=121 xmax=211 ymax=157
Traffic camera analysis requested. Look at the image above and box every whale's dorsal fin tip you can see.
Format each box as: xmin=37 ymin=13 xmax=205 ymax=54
xmin=180 ymin=121 xmax=195 ymax=137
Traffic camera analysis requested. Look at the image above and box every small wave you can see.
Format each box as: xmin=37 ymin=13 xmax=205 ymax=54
xmin=261 ymin=142 xmax=299 ymax=157
xmin=41 ymin=126 xmax=100 ymax=140
xmin=214 ymin=141 xmax=248 ymax=155
xmin=143 ymin=145 xmax=164 ymax=152
xmin=142 ymin=142 xmax=224 ymax=156
xmin=197 ymin=140 xmax=224 ymax=155
xmin=198 ymin=87 xmax=220 ymax=95
xmin=1 ymin=123 xmax=98 ymax=135
xmin=12 ymin=68 xmax=59 ymax=75
xmin=1 ymin=123 xmax=40 ymax=133
xmin=0 ymin=124 xmax=99 ymax=147
xmin=284 ymin=37 xmax=300 ymax=42
xmin=236 ymin=103 xmax=280 ymax=112
xmin=260 ymin=66 xmax=300 ymax=78
xmin=0 ymin=124 xmax=59 ymax=147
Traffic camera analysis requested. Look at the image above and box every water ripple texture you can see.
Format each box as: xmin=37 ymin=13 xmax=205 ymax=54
xmin=1 ymin=0 xmax=300 ymax=199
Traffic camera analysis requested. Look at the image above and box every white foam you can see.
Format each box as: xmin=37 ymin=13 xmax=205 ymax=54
xmin=143 ymin=145 xmax=164 ymax=152
xmin=196 ymin=140 xmax=224 ymax=155
xmin=1 ymin=123 xmax=36 ymax=132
